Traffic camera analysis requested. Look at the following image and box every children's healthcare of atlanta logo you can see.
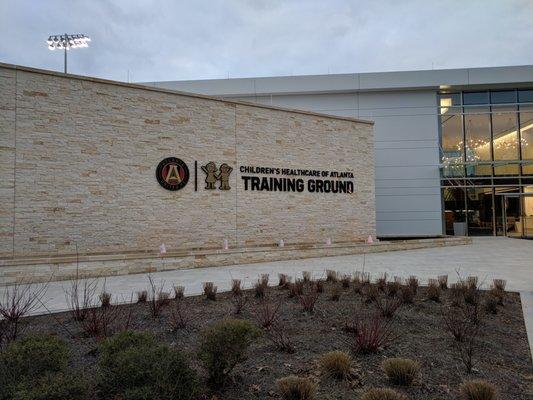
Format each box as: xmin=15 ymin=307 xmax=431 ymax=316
xmin=155 ymin=157 xmax=189 ymax=191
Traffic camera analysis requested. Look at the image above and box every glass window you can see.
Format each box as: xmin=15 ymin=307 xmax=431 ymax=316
xmin=518 ymin=90 xmax=533 ymax=103
xmin=439 ymin=93 xmax=461 ymax=107
xmin=490 ymin=90 xmax=516 ymax=104
xmin=463 ymin=91 xmax=489 ymax=105
xmin=520 ymin=104 xmax=533 ymax=174
xmin=492 ymin=106 xmax=519 ymax=175
xmin=464 ymin=106 xmax=491 ymax=176
xmin=494 ymin=187 xmax=520 ymax=236
xmin=466 ymin=187 xmax=494 ymax=236
xmin=443 ymin=187 xmax=466 ymax=235
xmin=440 ymin=106 xmax=463 ymax=177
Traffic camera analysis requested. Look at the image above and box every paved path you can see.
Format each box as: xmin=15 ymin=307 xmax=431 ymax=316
xmin=2 ymin=237 xmax=532 ymax=352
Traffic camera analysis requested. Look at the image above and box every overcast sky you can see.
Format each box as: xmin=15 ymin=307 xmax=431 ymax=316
xmin=1 ymin=0 xmax=532 ymax=83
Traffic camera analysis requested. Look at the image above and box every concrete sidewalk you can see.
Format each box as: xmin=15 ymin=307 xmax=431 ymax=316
xmin=2 ymin=237 xmax=532 ymax=353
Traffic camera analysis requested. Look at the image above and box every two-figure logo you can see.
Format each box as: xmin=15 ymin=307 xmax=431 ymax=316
xmin=156 ymin=157 xmax=233 ymax=191
xmin=156 ymin=157 xmax=190 ymax=191
xmin=201 ymin=162 xmax=233 ymax=190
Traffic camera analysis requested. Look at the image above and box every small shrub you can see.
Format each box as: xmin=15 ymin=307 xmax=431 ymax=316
xmin=289 ymin=280 xmax=304 ymax=298
xmin=345 ymin=312 xmax=397 ymax=354
xmin=400 ymin=286 xmax=415 ymax=304
xmin=438 ymin=275 xmax=448 ymax=290
xmin=450 ymin=282 xmax=466 ymax=307
xmin=326 ymin=270 xmax=338 ymax=283
xmin=278 ymin=274 xmax=291 ymax=288
xmin=80 ymin=305 xmax=118 ymax=337
xmin=136 ymin=290 xmax=147 ymax=303
xmin=426 ymin=279 xmax=441 ymax=302
xmin=407 ymin=276 xmax=419 ymax=294
xmin=148 ymin=276 xmax=166 ymax=317
xmin=99 ymin=292 xmax=111 ymax=308
xmin=260 ymin=273 xmax=270 ymax=286
xmin=467 ymin=276 xmax=479 ymax=290
xmin=99 ymin=331 xmax=198 ymax=399
xmin=255 ymin=279 xmax=267 ymax=299
xmin=168 ymin=299 xmax=191 ymax=331
xmin=382 ymin=358 xmax=420 ymax=385
xmin=232 ymin=293 xmax=249 ymax=315
xmin=376 ymin=296 xmax=402 ymax=318
xmin=276 ymin=376 xmax=316 ymax=400
xmin=299 ymin=287 xmax=319 ymax=313
xmin=488 ymin=285 xmax=505 ymax=306
xmin=302 ymin=271 xmax=312 ymax=283
xmin=203 ymin=282 xmax=217 ymax=301
xmin=460 ymin=379 xmax=497 ymax=400
xmin=314 ymin=280 xmax=324 ymax=293
xmin=0 ymin=335 xmax=70 ymax=400
xmin=361 ymin=388 xmax=407 ymax=400
xmin=376 ymin=273 xmax=388 ymax=292
xmin=198 ymin=319 xmax=260 ymax=387
xmin=329 ymin=284 xmax=341 ymax=301
xmin=341 ymin=274 xmax=351 ymax=289
xmin=386 ymin=279 xmax=401 ymax=297
xmin=157 ymin=291 xmax=170 ymax=307
xmin=319 ymin=350 xmax=351 ymax=379
xmin=255 ymin=298 xmax=282 ymax=328
xmin=267 ymin=322 xmax=295 ymax=353
xmin=363 ymin=283 xmax=379 ymax=304
xmin=231 ymin=279 xmax=242 ymax=296
xmin=443 ymin=307 xmax=468 ymax=341
xmin=484 ymin=294 xmax=499 ymax=315
xmin=12 ymin=372 xmax=90 ymax=400
xmin=173 ymin=285 xmax=185 ymax=299
xmin=492 ymin=279 xmax=506 ymax=292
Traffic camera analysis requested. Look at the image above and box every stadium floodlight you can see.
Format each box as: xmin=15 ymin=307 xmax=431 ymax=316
xmin=46 ymin=34 xmax=91 ymax=73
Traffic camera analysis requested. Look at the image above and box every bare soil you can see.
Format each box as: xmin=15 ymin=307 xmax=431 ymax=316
xmin=21 ymin=280 xmax=533 ymax=399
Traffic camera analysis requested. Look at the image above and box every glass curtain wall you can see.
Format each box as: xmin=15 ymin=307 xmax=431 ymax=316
xmin=439 ymin=89 xmax=533 ymax=236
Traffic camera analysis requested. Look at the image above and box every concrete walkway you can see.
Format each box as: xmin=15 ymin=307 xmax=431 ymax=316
xmin=2 ymin=237 xmax=532 ymax=351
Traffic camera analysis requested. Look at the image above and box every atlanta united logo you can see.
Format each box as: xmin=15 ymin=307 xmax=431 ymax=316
xmin=156 ymin=157 xmax=189 ymax=191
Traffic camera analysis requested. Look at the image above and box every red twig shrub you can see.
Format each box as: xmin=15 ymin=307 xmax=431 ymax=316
xmin=289 ymin=280 xmax=304 ymax=298
xmin=407 ymin=276 xmax=419 ymax=294
xmin=363 ymin=284 xmax=379 ymax=304
xmin=0 ymin=280 xmax=48 ymax=341
xmin=278 ymin=274 xmax=291 ymax=288
xmin=99 ymin=292 xmax=112 ymax=308
xmin=148 ymin=276 xmax=167 ymax=316
xmin=400 ymin=286 xmax=415 ymax=304
xmin=65 ymin=270 xmax=98 ymax=322
xmin=136 ymin=290 xmax=147 ymax=303
xmin=168 ymin=298 xmax=191 ymax=331
xmin=340 ymin=274 xmax=351 ymax=289
xmin=254 ymin=279 xmax=268 ymax=299
xmin=315 ymin=280 xmax=324 ymax=293
xmin=438 ymin=275 xmax=449 ymax=290
xmin=329 ymin=284 xmax=341 ymax=301
xmin=344 ymin=311 xmax=397 ymax=354
xmin=299 ymin=287 xmax=319 ymax=313
xmin=267 ymin=322 xmax=295 ymax=353
xmin=231 ymin=293 xmax=249 ymax=315
xmin=302 ymin=271 xmax=312 ymax=283
xmin=231 ymin=279 xmax=242 ymax=296
xmin=255 ymin=298 xmax=282 ymax=328
xmin=376 ymin=273 xmax=388 ymax=292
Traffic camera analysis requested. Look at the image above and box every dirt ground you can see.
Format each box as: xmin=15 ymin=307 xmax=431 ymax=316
xmin=20 ymin=278 xmax=533 ymax=400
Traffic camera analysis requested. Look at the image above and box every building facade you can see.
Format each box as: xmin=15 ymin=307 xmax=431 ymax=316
xmin=145 ymin=66 xmax=533 ymax=238
xmin=0 ymin=63 xmax=375 ymax=260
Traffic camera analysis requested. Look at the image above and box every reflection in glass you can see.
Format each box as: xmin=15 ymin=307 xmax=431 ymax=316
xmin=520 ymin=105 xmax=533 ymax=174
xmin=492 ymin=106 xmax=519 ymax=175
xmin=464 ymin=107 xmax=491 ymax=176
xmin=466 ymin=187 xmax=494 ymax=236
xmin=494 ymin=187 xmax=520 ymax=236
xmin=490 ymin=90 xmax=516 ymax=104
xmin=440 ymin=105 xmax=463 ymax=177
xmin=463 ymin=91 xmax=489 ymax=105
xmin=443 ymin=188 xmax=466 ymax=235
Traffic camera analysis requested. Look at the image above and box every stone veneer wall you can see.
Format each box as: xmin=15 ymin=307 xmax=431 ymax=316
xmin=0 ymin=64 xmax=375 ymax=259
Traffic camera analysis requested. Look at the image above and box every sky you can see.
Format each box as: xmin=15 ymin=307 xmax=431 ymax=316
xmin=1 ymin=0 xmax=532 ymax=83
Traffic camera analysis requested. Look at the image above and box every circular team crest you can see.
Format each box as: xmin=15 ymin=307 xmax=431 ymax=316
xmin=156 ymin=157 xmax=189 ymax=191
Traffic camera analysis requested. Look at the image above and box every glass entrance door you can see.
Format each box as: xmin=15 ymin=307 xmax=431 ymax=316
xmin=500 ymin=193 xmax=533 ymax=239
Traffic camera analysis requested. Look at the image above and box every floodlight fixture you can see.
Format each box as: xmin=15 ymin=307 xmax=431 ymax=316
xmin=46 ymin=33 xmax=91 ymax=73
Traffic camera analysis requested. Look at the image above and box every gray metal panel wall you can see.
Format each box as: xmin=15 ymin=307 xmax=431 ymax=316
xmin=230 ymin=91 xmax=442 ymax=237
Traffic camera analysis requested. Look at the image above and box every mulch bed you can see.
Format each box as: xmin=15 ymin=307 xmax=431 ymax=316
xmin=20 ymin=278 xmax=533 ymax=399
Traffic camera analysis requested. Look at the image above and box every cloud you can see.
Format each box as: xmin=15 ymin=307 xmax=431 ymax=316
xmin=0 ymin=0 xmax=532 ymax=82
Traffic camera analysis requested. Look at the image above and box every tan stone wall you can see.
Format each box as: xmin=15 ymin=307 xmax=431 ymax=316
xmin=0 ymin=65 xmax=375 ymax=258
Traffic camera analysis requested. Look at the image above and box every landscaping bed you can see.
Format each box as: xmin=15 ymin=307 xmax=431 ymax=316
xmin=2 ymin=272 xmax=532 ymax=399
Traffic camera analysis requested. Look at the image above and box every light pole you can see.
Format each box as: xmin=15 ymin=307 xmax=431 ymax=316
xmin=46 ymin=34 xmax=91 ymax=74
